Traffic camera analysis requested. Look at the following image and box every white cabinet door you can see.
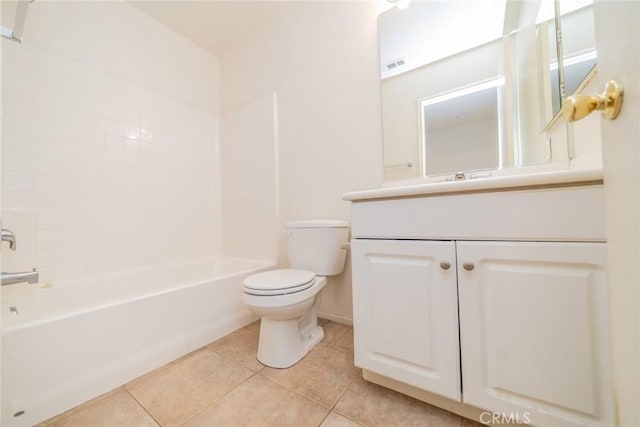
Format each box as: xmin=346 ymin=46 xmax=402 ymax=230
xmin=458 ymin=241 xmax=613 ymax=426
xmin=351 ymin=239 xmax=460 ymax=400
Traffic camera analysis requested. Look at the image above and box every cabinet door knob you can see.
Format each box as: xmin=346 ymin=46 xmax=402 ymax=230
xmin=440 ymin=261 xmax=450 ymax=270
xmin=463 ymin=261 xmax=475 ymax=271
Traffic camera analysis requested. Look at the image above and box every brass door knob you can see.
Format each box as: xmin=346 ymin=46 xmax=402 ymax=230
xmin=562 ymin=80 xmax=623 ymax=122
xmin=440 ymin=261 xmax=451 ymax=270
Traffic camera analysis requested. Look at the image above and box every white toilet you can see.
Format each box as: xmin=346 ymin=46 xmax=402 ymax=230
xmin=241 ymin=219 xmax=349 ymax=368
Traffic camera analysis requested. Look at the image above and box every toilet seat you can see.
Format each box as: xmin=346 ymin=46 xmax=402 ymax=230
xmin=242 ymin=269 xmax=316 ymax=296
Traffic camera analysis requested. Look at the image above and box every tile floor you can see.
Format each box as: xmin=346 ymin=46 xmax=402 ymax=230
xmin=39 ymin=320 xmax=481 ymax=427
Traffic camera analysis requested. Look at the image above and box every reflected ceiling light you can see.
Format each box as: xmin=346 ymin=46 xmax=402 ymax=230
xmin=387 ymin=0 xmax=411 ymax=10
xmin=549 ymin=49 xmax=598 ymax=70
xmin=421 ymin=77 xmax=505 ymax=107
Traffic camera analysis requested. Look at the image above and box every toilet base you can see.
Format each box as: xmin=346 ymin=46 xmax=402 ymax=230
xmin=256 ymin=299 xmax=324 ymax=368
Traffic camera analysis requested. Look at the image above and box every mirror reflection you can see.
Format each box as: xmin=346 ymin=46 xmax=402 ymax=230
xmin=420 ymin=76 xmax=502 ymax=176
xmin=379 ymin=0 xmax=596 ymax=182
xmin=557 ymin=3 xmax=597 ymax=108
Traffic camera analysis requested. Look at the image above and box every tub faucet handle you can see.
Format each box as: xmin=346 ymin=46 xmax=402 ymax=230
xmin=2 ymin=229 xmax=16 ymax=250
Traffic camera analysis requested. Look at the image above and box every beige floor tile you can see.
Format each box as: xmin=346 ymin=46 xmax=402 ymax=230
xmin=126 ymin=348 xmax=253 ymax=426
xmin=209 ymin=328 xmax=264 ymax=372
xmin=462 ymin=417 xmax=485 ymax=426
xmin=260 ymin=342 xmax=359 ymax=407
xmin=323 ymin=322 xmax=354 ymax=352
xmin=44 ymin=388 xmax=157 ymax=427
xmin=320 ymin=411 xmax=363 ymax=427
xmin=184 ymin=374 xmax=329 ymax=427
xmin=235 ymin=319 xmax=261 ymax=336
xmin=334 ymin=376 xmax=463 ymax=427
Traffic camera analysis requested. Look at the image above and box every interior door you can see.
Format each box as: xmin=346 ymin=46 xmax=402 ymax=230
xmin=591 ymin=2 xmax=639 ymax=425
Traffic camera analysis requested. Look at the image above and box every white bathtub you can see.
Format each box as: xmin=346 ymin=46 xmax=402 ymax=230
xmin=1 ymin=257 xmax=274 ymax=427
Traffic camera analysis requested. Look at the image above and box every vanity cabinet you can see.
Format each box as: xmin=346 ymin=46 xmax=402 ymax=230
xmin=351 ymin=239 xmax=460 ymax=401
xmin=347 ymin=183 xmax=614 ymax=426
xmin=457 ymin=241 xmax=612 ymax=426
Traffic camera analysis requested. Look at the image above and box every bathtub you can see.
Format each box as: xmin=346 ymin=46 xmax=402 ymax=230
xmin=1 ymin=257 xmax=274 ymax=427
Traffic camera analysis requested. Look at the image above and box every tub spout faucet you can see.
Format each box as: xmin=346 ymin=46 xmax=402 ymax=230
xmin=2 ymin=268 xmax=39 ymax=286
xmin=2 ymin=228 xmax=16 ymax=250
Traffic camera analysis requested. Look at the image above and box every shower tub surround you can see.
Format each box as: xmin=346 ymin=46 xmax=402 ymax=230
xmin=1 ymin=257 xmax=273 ymax=426
xmin=1 ymin=37 xmax=221 ymax=285
xmin=0 ymin=5 xmax=281 ymax=427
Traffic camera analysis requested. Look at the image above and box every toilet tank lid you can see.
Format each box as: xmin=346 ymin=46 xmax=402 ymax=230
xmin=285 ymin=219 xmax=349 ymax=229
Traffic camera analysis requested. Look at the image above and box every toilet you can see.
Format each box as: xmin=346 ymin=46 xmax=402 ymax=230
xmin=241 ymin=219 xmax=349 ymax=368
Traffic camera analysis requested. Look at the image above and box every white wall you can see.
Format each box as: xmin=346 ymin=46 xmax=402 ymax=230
xmin=220 ymin=93 xmax=278 ymax=262
xmin=1 ymin=1 xmax=219 ymax=114
xmin=1 ymin=1 xmax=221 ymax=284
xmin=219 ymin=2 xmax=383 ymax=323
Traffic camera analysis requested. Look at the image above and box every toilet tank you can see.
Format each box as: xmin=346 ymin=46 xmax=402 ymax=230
xmin=286 ymin=220 xmax=349 ymax=276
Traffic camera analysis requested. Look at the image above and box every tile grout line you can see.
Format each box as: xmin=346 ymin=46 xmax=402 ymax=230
xmin=208 ymin=322 xmax=354 ymax=410
xmin=241 ymin=323 xmax=359 ymax=417
xmin=330 ymin=371 xmax=367 ymax=426
xmin=124 ymin=387 xmax=163 ymax=427
xmin=211 ymin=322 xmax=355 ymax=412
xmin=176 ymin=365 xmax=260 ymax=427
xmin=205 ymin=343 xmax=265 ymax=374
xmin=45 ymin=323 xmax=354 ymax=426
xmin=124 ymin=344 xmax=258 ymax=427
xmin=255 ymin=372 xmax=335 ymax=412
xmin=316 ymin=411 xmax=332 ymax=427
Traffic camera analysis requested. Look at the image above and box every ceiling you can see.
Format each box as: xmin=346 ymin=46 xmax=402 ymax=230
xmin=128 ymin=1 xmax=295 ymax=57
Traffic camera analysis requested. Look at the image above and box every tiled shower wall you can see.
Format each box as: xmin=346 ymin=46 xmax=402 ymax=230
xmin=1 ymin=40 xmax=221 ymax=284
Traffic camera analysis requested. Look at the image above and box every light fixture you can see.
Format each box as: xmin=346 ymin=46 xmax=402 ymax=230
xmin=387 ymin=0 xmax=411 ymax=10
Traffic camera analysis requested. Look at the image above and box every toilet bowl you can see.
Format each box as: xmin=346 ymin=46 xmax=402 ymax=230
xmin=242 ymin=270 xmax=327 ymax=368
xmin=241 ymin=220 xmax=349 ymax=368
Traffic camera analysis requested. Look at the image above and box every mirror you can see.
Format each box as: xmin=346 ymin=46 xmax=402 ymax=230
xmin=557 ymin=2 xmax=597 ymax=107
xmin=379 ymin=0 xmax=596 ymax=182
xmin=541 ymin=1 xmax=597 ymax=127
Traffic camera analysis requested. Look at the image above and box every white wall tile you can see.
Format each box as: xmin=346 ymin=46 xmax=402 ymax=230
xmin=123 ymin=138 xmax=141 ymax=155
xmin=3 ymin=172 xmax=35 ymax=192
xmin=37 ymin=230 xmax=63 ymax=249
xmin=34 ymin=174 xmax=62 ymax=194
xmin=2 ymin=129 xmax=35 ymax=154
xmin=3 ymin=191 xmax=35 ymax=211
xmin=1 ymin=210 xmax=37 ymax=231
xmin=1 ymin=228 xmax=37 ymax=271
xmin=2 ymin=38 xmax=222 ymax=286
xmin=104 ymin=134 xmax=124 ymax=152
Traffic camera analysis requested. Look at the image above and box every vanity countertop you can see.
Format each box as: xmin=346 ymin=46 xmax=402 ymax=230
xmin=343 ymin=168 xmax=603 ymax=201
